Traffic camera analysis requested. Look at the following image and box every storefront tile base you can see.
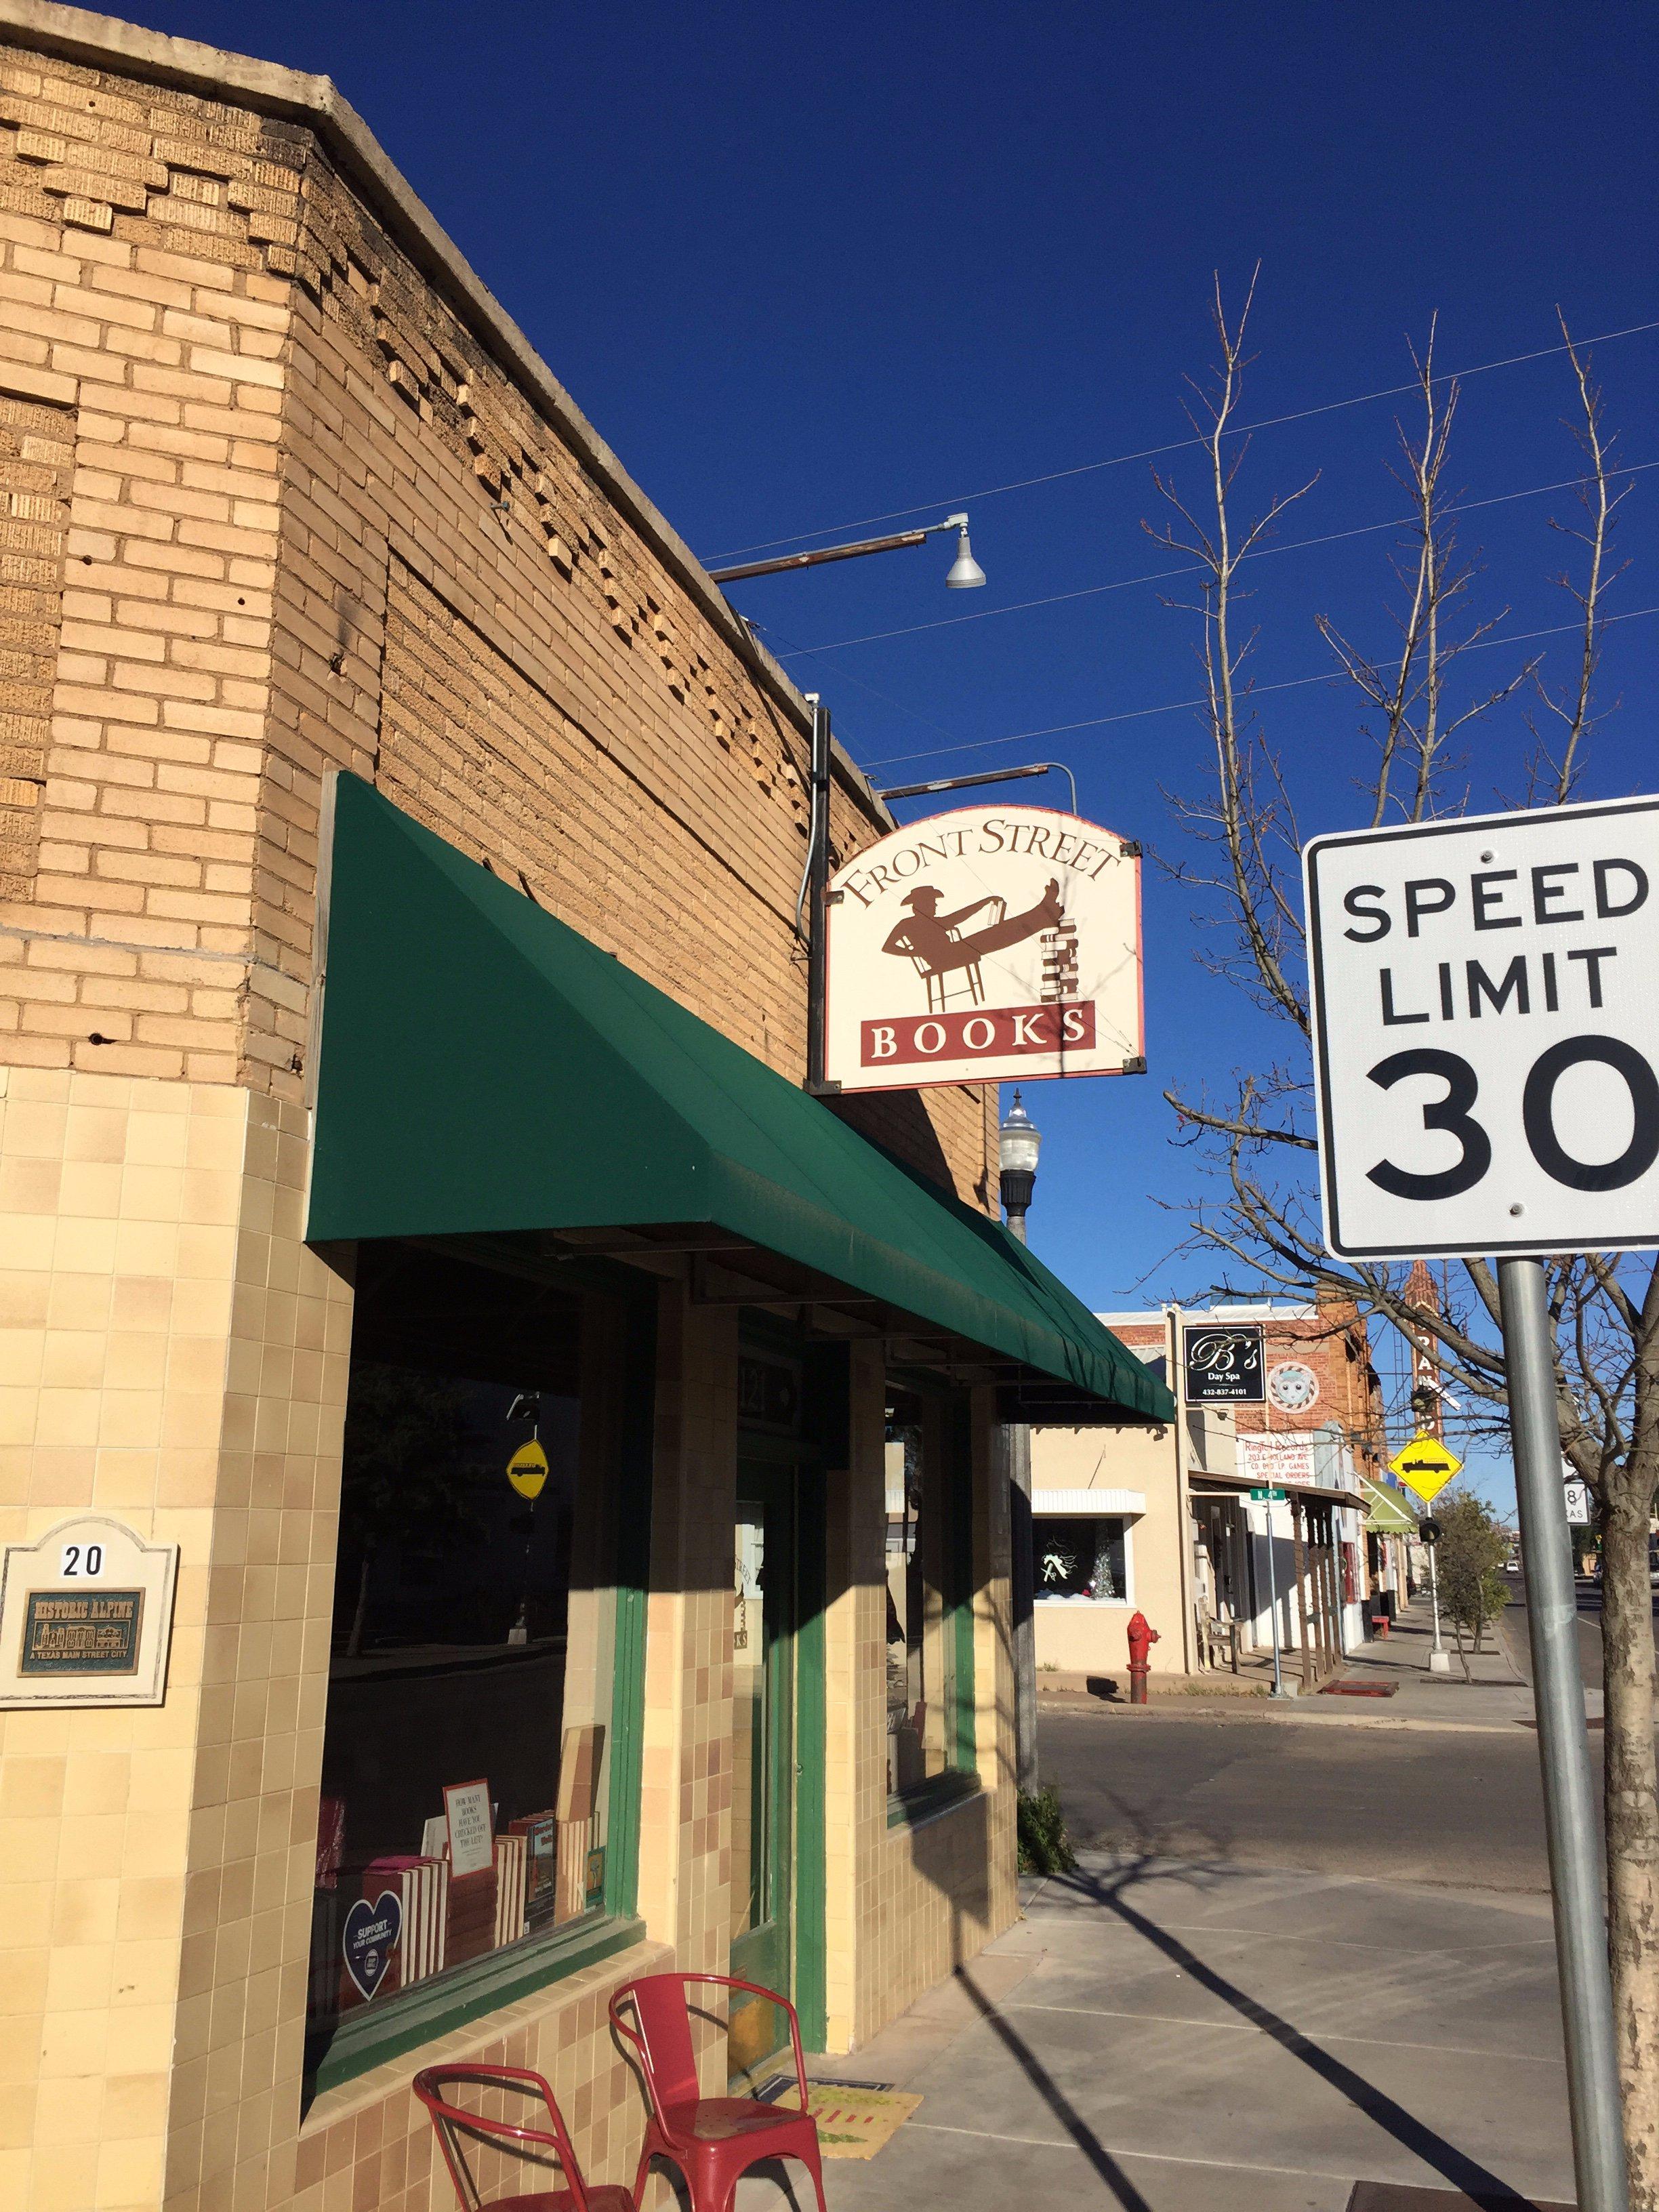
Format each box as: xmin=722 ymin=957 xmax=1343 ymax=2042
xmin=295 ymin=1937 xmax=672 ymax=2212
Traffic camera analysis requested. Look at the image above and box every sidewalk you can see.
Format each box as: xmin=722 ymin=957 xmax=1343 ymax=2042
xmin=763 ymin=1851 xmax=1574 ymax=2212
xmin=1038 ymin=1596 xmax=1596 ymax=1736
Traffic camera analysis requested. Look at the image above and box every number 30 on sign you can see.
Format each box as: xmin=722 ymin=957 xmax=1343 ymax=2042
xmin=1304 ymin=797 xmax=1659 ymax=1260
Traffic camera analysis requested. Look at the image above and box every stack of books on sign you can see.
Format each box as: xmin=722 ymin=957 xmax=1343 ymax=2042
xmin=364 ymin=1854 xmax=449 ymax=1992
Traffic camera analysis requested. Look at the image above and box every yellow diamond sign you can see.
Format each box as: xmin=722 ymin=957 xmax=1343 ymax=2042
xmin=1388 ymin=1433 xmax=1461 ymax=1504
xmin=506 ymin=1440 xmax=548 ymax=1500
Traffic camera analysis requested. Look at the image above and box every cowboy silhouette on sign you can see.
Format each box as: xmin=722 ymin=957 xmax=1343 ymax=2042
xmin=882 ymin=878 xmax=1066 ymax=992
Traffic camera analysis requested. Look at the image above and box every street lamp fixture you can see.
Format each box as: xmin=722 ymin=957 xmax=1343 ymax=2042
xmin=998 ymin=1090 xmax=1042 ymax=1240
xmin=708 ymin=512 xmax=985 ymax=589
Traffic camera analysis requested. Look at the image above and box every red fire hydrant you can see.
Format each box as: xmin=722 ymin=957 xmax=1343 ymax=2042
xmin=1127 ymin=1612 xmax=1160 ymax=1704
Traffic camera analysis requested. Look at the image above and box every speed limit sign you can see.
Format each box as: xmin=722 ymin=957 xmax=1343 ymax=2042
xmin=1305 ymin=796 xmax=1659 ymax=1258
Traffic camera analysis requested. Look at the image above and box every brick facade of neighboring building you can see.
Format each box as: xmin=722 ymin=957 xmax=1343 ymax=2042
xmin=1234 ymin=1292 xmax=1389 ymax=1490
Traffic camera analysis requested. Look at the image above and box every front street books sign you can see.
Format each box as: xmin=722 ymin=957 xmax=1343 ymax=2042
xmin=1304 ymin=796 xmax=1659 ymax=1258
xmin=823 ymin=804 xmax=1143 ymax=1092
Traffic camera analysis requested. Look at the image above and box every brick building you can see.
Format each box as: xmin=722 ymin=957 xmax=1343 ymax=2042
xmin=0 ymin=9 xmax=1170 ymax=2211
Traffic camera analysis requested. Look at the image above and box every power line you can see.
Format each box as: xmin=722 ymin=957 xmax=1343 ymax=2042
xmin=702 ymin=318 xmax=1659 ymax=563
xmin=858 ymin=602 xmax=1659 ymax=773
xmin=774 ymin=459 xmax=1657 ymax=660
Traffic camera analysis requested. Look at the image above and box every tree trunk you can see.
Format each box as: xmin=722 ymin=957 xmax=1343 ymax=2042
xmin=1602 ymin=1479 xmax=1659 ymax=2209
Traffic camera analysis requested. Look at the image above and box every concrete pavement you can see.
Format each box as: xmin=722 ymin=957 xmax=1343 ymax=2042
xmin=777 ymin=1854 xmax=1572 ymax=2212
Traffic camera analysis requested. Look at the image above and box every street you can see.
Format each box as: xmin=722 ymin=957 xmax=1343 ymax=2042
xmin=1504 ymin=1575 xmax=1659 ymax=1692
xmin=1040 ymin=1703 xmax=1560 ymax=1891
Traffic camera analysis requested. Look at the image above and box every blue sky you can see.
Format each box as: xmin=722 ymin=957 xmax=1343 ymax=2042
xmin=140 ymin=0 xmax=1658 ymax=1486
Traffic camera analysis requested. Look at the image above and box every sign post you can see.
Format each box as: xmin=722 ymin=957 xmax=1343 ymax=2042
xmin=1250 ymin=1486 xmax=1289 ymax=1696
xmin=1389 ymin=1434 xmax=1462 ymax=1673
xmin=1305 ymin=796 xmax=1659 ymax=2212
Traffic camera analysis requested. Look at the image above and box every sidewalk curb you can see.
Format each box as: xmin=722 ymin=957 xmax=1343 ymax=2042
xmin=1039 ymin=1696 xmax=1531 ymax=1737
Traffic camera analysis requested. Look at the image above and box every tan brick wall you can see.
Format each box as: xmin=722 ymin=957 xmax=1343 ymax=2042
xmin=0 ymin=388 xmax=70 ymax=898
xmin=0 ymin=1070 xmax=353 ymax=2212
xmin=0 ymin=49 xmax=292 ymax=1090
xmin=823 ymin=1352 xmax=1015 ymax=2053
xmin=0 ymin=38 xmax=995 ymax=1207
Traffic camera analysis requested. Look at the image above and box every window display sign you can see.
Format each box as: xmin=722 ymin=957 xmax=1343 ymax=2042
xmin=1182 ymin=1324 xmax=1265 ymax=1404
xmin=342 ymin=1889 xmax=402 ymax=2002
xmin=1236 ymin=1434 xmax=1321 ymax=1488
xmin=0 ymin=1515 xmax=178 ymax=1708
xmin=443 ymin=1778 xmax=495 ymax=1877
xmin=823 ymin=805 xmax=1143 ymax=1092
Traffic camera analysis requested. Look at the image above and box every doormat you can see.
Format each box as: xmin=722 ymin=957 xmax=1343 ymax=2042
xmin=806 ymin=2083 xmax=923 ymax=2159
xmin=1322 ymin=1680 xmax=1400 ymax=1698
xmin=1345 ymin=2182 xmax=1574 ymax=2211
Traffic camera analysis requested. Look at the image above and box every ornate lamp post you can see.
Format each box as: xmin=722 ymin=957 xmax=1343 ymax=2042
xmin=998 ymin=1090 xmax=1041 ymax=1242
xmin=1000 ymin=1090 xmax=1041 ymax=1788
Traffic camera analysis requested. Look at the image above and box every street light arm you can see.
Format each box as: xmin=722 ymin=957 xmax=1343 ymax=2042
xmin=709 ymin=514 xmax=980 ymax=586
xmin=708 ymin=529 xmax=931 ymax=584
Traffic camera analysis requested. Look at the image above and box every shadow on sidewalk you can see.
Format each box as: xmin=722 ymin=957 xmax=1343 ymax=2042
xmin=1051 ymin=1845 xmax=1533 ymax=2206
xmin=907 ymin=1771 xmax=1538 ymax=2211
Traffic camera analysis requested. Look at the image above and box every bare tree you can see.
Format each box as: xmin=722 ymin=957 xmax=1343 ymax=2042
xmin=1151 ymin=283 xmax=1658 ymax=2205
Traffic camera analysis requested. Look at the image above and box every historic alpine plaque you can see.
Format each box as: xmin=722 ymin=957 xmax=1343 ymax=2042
xmin=0 ymin=1515 xmax=178 ymax=1708
xmin=823 ymin=805 xmax=1143 ymax=1092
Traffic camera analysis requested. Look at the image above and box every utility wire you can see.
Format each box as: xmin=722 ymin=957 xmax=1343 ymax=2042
xmin=701 ymin=318 xmax=1659 ymax=564
xmin=858 ymin=602 xmax=1659 ymax=773
xmin=774 ymin=459 xmax=1658 ymax=660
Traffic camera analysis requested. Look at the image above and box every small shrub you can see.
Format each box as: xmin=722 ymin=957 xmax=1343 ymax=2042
xmin=1017 ymin=1784 xmax=1078 ymax=1874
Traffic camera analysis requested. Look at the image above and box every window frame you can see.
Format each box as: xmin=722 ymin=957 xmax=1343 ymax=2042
xmin=1031 ymin=1510 xmax=1135 ymax=1608
xmin=303 ymin=1246 xmax=656 ymax=2106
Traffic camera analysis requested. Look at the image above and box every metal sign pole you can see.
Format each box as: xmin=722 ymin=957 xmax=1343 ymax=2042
xmin=1263 ymin=1496 xmax=1284 ymax=1698
xmin=1500 ymin=1255 xmax=1629 ymax=2212
xmin=1427 ymin=1542 xmax=1450 ymax=1674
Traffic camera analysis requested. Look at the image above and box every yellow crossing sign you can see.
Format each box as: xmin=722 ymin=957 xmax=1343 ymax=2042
xmin=1388 ymin=1433 xmax=1461 ymax=1504
xmin=506 ymin=1440 xmax=548 ymax=1500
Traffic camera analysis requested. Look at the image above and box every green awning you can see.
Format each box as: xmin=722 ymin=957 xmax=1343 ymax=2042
xmin=1363 ymin=1476 xmax=1418 ymax=1534
xmin=308 ymin=777 xmax=1172 ymax=1427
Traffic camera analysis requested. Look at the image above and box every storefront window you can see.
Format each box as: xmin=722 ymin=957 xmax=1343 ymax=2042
xmin=885 ymin=1384 xmax=970 ymax=1799
xmin=1036 ymin=1515 xmax=1128 ymax=1603
xmin=307 ymin=1244 xmax=635 ymax=2070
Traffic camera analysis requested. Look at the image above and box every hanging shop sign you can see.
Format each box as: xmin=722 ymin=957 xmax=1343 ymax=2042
xmin=1183 ymin=1324 xmax=1265 ymax=1404
xmin=1388 ymin=1433 xmax=1462 ymax=1504
xmin=0 ymin=1515 xmax=178 ymax=1709
xmin=823 ymin=805 xmax=1143 ymax=1092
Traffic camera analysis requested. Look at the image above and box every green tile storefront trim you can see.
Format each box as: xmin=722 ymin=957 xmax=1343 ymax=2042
xmin=949 ymin=1393 xmax=979 ymax=1777
xmin=886 ymin=1771 xmax=983 ymax=1831
xmin=310 ymin=1912 xmax=649 ymax=2098
xmin=309 ymin=775 xmax=1172 ymax=1430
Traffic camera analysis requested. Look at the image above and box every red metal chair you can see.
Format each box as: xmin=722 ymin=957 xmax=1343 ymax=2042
xmin=414 ymin=2062 xmax=638 ymax=2212
xmin=609 ymin=1973 xmax=827 ymax=2212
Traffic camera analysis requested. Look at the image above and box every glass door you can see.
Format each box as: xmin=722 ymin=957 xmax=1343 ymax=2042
xmin=729 ymin=1460 xmax=794 ymax=2083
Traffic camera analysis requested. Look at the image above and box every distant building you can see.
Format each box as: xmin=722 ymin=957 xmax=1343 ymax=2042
xmin=1031 ymin=1297 xmax=1382 ymax=1688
